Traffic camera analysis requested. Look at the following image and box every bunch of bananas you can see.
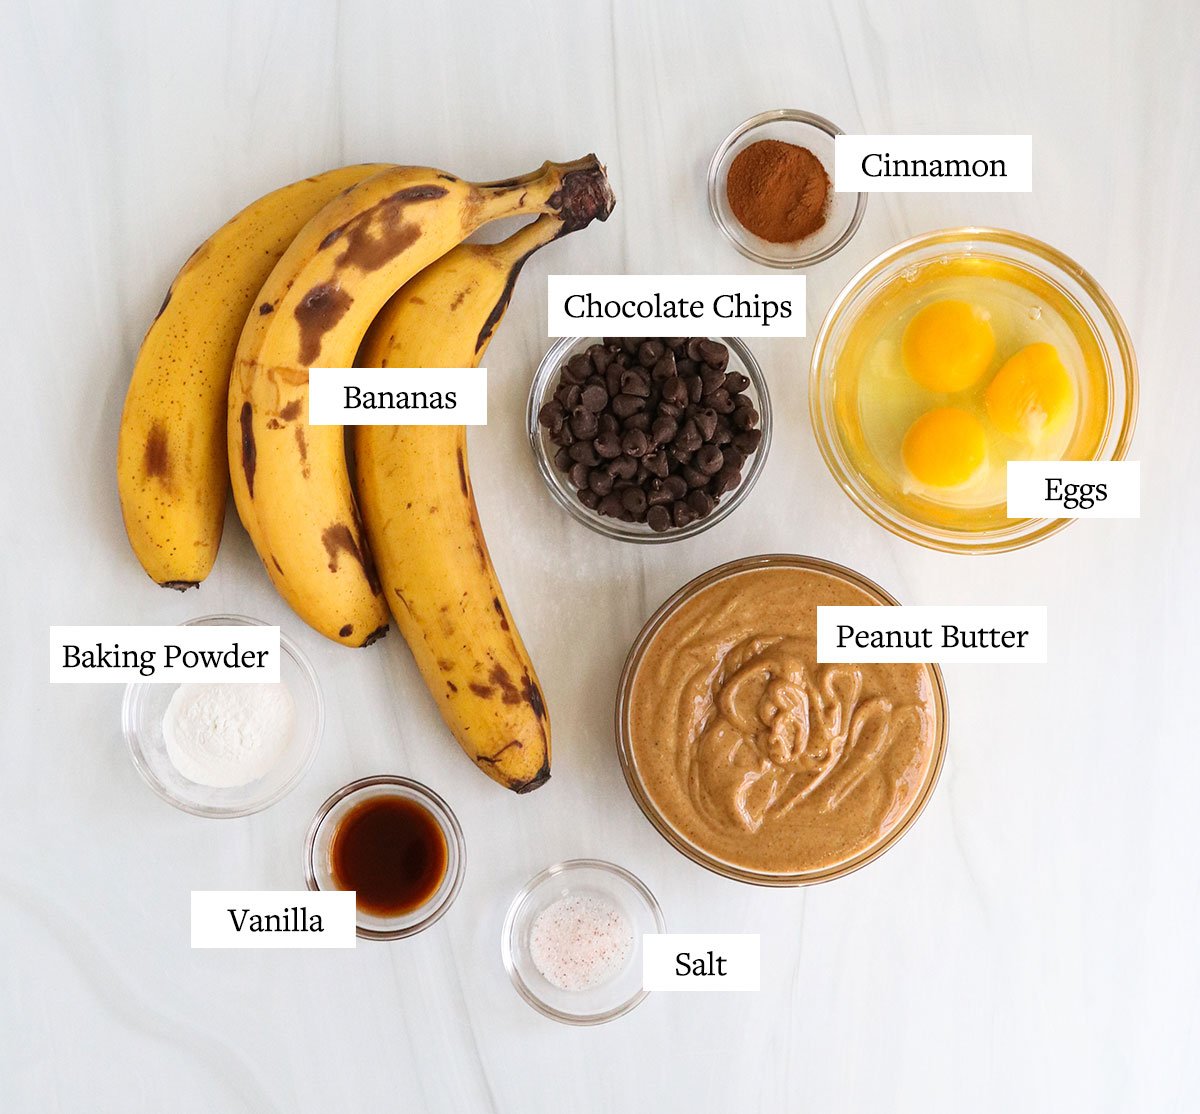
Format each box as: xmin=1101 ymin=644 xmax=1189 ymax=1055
xmin=117 ymin=157 xmax=615 ymax=791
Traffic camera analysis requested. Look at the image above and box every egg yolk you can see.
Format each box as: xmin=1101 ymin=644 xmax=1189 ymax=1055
xmin=984 ymin=342 xmax=1075 ymax=442
xmin=902 ymin=407 xmax=988 ymax=488
xmin=902 ymin=300 xmax=996 ymax=392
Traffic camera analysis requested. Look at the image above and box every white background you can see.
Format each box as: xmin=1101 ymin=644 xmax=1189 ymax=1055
xmin=3 ymin=2 xmax=1197 ymax=1112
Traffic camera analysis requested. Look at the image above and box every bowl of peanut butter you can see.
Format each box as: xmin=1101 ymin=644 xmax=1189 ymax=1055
xmin=615 ymin=554 xmax=948 ymax=885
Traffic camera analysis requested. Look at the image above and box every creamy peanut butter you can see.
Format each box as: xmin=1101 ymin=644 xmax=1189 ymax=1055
xmin=627 ymin=563 xmax=941 ymax=877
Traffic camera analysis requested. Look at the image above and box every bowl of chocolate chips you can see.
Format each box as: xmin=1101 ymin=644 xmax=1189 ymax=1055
xmin=529 ymin=336 xmax=770 ymax=542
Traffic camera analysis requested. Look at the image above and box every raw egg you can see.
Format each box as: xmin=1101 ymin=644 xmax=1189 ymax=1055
xmin=902 ymin=407 xmax=988 ymax=488
xmin=984 ymin=342 xmax=1075 ymax=442
xmin=902 ymin=299 xmax=996 ymax=392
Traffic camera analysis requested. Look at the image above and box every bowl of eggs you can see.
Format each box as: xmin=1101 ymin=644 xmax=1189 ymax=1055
xmin=809 ymin=227 xmax=1138 ymax=553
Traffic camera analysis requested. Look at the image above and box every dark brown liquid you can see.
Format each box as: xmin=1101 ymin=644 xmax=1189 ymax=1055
xmin=330 ymin=796 xmax=448 ymax=917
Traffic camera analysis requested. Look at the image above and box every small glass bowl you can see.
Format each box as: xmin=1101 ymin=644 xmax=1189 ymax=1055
xmin=809 ymin=227 xmax=1139 ymax=553
xmin=527 ymin=336 xmax=772 ymax=543
xmin=615 ymin=555 xmax=948 ymax=886
xmin=122 ymin=614 xmax=323 ymax=818
xmin=304 ymin=776 xmax=465 ymax=941
xmin=708 ymin=109 xmax=866 ymax=268
xmin=502 ymin=859 xmax=664 ymax=1025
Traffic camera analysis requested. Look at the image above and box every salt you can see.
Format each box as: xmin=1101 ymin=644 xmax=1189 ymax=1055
xmin=528 ymin=893 xmax=632 ymax=992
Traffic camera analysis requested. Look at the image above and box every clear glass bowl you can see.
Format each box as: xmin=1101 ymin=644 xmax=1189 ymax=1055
xmin=502 ymin=859 xmax=664 ymax=1025
xmin=304 ymin=775 xmax=465 ymax=941
xmin=809 ymin=227 xmax=1139 ymax=553
xmin=122 ymin=614 xmax=323 ymax=818
xmin=615 ymin=554 xmax=949 ymax=886
xmin=708 ymin=109 xmax=866 ymax=268
xmin=527 ymin=336 xmax=772 ymax=543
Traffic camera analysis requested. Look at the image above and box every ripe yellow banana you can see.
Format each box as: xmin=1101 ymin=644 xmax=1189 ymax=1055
xmin=354 ymin=212 xmax=602 ymax=791
xmin=117 ymin=164 xmax=389 ymax=588
xmin=228 ymin=156 xmax=614 ymax=647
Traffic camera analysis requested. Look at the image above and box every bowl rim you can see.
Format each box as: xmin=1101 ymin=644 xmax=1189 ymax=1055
xmin=527 ymin=336 xmax=772 ymax=544
xmin=303 ymin=774 xmax=467 ymax=941
xmin=501 ymin=857 xmax=665 ymax=1025
xmin=707 ymin=108 xmax=868 ymax=268
xmin=121 ymin=613 xmax=325 ymax=818
xmin=808 ymin=226 xmax=1140 ymax=553
xmin=614 ymin=554 xmax=949 ymax=886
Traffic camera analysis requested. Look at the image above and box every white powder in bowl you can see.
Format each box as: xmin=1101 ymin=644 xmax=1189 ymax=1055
xmin=162 ymin=682 xmax=295 ymax=788
xmin=528 ymin=893 xmax=633 ymax=992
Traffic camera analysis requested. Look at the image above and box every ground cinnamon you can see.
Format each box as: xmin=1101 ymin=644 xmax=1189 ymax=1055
xmin=725 ymin=139 xmax=830 ymax=243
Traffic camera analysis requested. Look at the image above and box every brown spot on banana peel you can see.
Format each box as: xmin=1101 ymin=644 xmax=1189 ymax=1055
xmin=154 ymin=287 xmax=173 ymax=321
xmin=280 ymin=399 xmax=302 ymax=421
xmin=339 ymin=624 xmax=353 ymax=638
xmin=492 ymin=596 xmax=510 ymax=632
xmin=161 ymin=579 xmax=199 ymax=592
xmin=319 ymin=185 xmax=449 ymax=269
xmin=143 ymin=423 xmax=169 ymax=480
xmin=258 ymin=302 xmax=274 ymax=315
xmin=361 ymin=624 xmax=388 ymax=646
xmin=455 ymin=445 xmax=469 ymax=497
xmin=294 ymin=426 xmax=308 ymax=472
xmin=320 ymin=523 xmax=381 ymax=595
xmin=239 ymin=403 xmax=256 ymax=497
xmin=295 ymin=282 xmax=353 ymax=366
xmin=522 ymin=674 xmax=546 ymax=721
xmin=469 ymin=682 xmax=493 ymax=699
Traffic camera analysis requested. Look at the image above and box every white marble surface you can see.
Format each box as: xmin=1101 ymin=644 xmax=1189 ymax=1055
xmin=3 ymin=1 xmax=1198 ymax=1110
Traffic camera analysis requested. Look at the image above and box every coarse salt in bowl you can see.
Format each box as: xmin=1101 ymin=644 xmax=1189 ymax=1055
xmin=502 ymin=859 xmax=664 ymax=1025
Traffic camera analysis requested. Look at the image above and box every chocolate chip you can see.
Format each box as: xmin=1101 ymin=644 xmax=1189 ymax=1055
xmin=686 ymin=375 xmax=704 ymax=404
xmin=687 ymin=490 xmax=715 ymax=516
xmin=580 ymin=383 xmax=608 ymax=413
xmin=587 ymin=345 xmax=611 ymax=373
xmin=621 ymin=337 xmax=644 ymax=355
xmin=652 ymin=352 xmax=676 ymax=380
xmin=578 ymin=488 xmax=600 ymax=510
xmin=662 ymin=376 xmax=687 ymax=406
xmin=553 ymin=446 xmax=571 ymax=472
xmin=538 ymin=399 xmax=565 ymax=430
xmin=658 ymin=401 xmax=683 ymax=420
xmin=707 ymin=388 xmax=735 ymax=415
xmin=681 ymin=464 xmax=708 ymax=488
xmin=700 ymin=364 xmax=725 ymax=394
xmin=672 ymin=501 xmax=698 ymax=528
xmin=609 ymin=456 xmax=638 ymax=481
xmin=662 ymin=475 xmax=688 ymax=501
xmin=724 ymin=371 xmax=749 ymax=393
xmin=733 ymin=428 xmax=762 ymax=453
xmin=621 ymin=487 xmax=648 ymax=515
xmin=686 ymin=339 xmax=705 ymax=361
xmin=694 ymin=408 xmax=718 ymax=442
xmin=651 ymin=416 xmax=678 ymax=445
xmin=570 ymin=406 xmax=599 ymax=439
xmin=669 ymin=444 xmax=693 ymax=465
xmin=568 ymin=461 xmax=590 ymax=489
xmin=698 ymin=339 xmax=729 ymax=370
xmin=611 ymin=393 xmax=645 ymax=419
xmin=638 ymin=340 xmax=665 ymax=367
xmin=647 ymin=505 xmax=672 ymax=532
xmin=732 ymin=405 xmax=759 ymax=431
xmin=676 ymin=419 xmax=702 ymax=453
xmin=643 ymin=450 xmax=669 ymax=478
xmin=712 ymin=465 xmax=741 ymax=495
xmin=588 ymin=469 xmax=615 ymax=496
xmin=622 ymin=429 xmax=650 ymax=458
xmin=594 ymin=431 xmax=622 ymax=459
xmin=695 ymin=444 xmax=724 ymax=475
xmin=597 ymin=493 xmax=624 ymax=517
xmin=623 ymin=412 xmax=652 ymax=433
xmin=620 ymin=368 xmax=651 ymax=398
xmin=597 ymin=412 xmax=619 ymax=436
xmin=568 ymin=440 xmax=599 ymax=466
xmin=723 ymin=446 xmax=746 ymax=471
xmin=646 ymin=479 xmax=673 ymax=506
